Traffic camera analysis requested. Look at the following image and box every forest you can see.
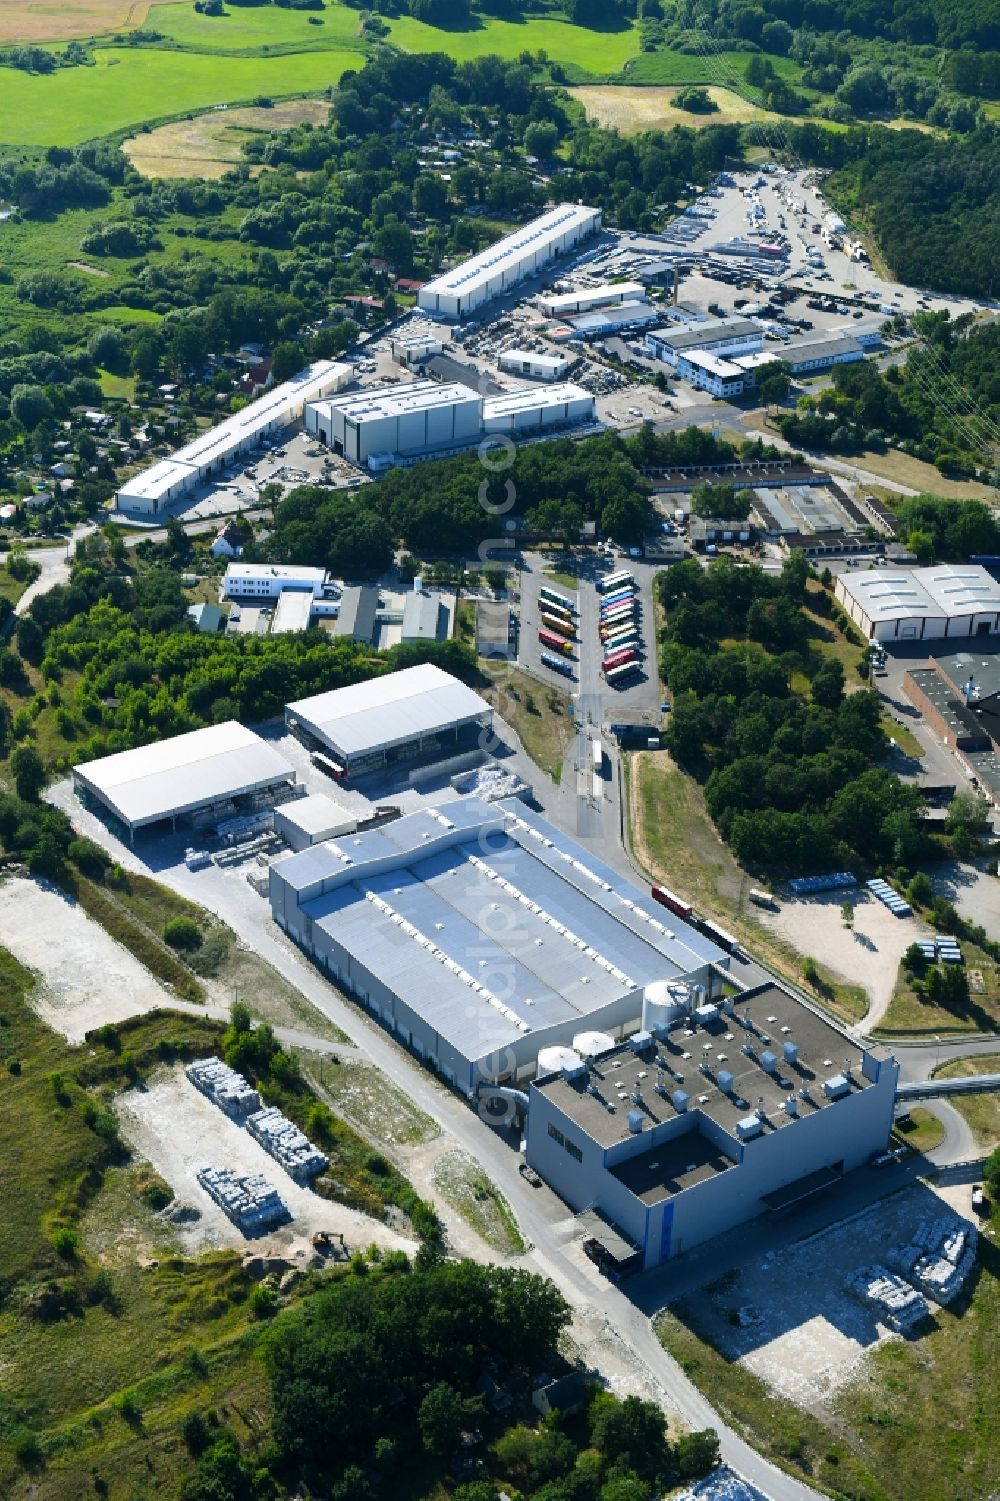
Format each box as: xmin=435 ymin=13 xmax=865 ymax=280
xmin=657 ymin=555 xmax=931 ymax=873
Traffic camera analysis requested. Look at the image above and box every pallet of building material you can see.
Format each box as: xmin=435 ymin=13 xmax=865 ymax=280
xmin=246 ymin=1105 xmax=329 ymax=1182
xmin=186 ymin=1057 xmax=261 ymax=1119
xmin=196 ymin=1165 xmax=289 ymax=1233
xmin=845 ymin=1263 xmax=931 ymax=1333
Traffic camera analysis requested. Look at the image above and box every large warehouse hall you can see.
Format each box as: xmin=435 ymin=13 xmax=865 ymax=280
xmin=285 ymin=663 xmax=492 ymax=778
xmin=72 ymin=722 xmax=297 ymax=841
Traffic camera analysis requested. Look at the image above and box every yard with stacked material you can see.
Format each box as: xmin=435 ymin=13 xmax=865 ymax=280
xmin=658 ymin=1184 xmax=1000 ymax=1501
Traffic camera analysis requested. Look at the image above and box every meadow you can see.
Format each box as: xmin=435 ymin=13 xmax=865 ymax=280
xmin=150 ymin=0 xmax=367 ymax=54
xmin=0 ymin=45 xmax=358 ymax=148
xmin=124 ymin=96 xmax=330 ymax=179
xmin=385 ymin=12 xmax=640 ymax=74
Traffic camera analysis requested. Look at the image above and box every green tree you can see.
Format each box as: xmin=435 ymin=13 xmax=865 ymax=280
xmin=418 ymin=1382 xmax=466 ymax=1456
xmin=675 ymin=1428 xmax=721 ymax=1479
xmin=164 ymin=915 xmax=202 ymax=950
xmin=11 ymin=384 xmax=53 ymax=430
xmin=270 ymin=340 xmax=307 ymax=384
xmin=11 ymin=744 xmax=44 ymax=801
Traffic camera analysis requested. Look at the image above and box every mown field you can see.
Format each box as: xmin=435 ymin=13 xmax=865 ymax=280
xmin=124 ymin=95 xmax=330 ymax=179
xmin=386 ymin=12 xmax=639 ymax=73
xmin=569 ymin=84 xmax=786 ymax=133
xmin=151 ymin=0 xmax=366 ymax=52
xmin=0 ymin=45 xmax=357 ymax=148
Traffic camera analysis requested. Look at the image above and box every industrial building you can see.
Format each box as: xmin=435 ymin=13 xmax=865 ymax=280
xmin=565 ymin=302 xmax=661 ymax=340
xmin=116 ymin=361 xmax=351 ymax=515
xmin=538 ymin=281 xmax=646 ymax=319
xmin=645 ymin=318 xmax=764 ymax=367
xmin=305 ymin=382 xmax=483 ymax=467
xmin=498 ymin=348 xmax=570 ymax=382
xmin=332 ymin=584 xmax=453 ymax=649
xmin=284 ymin=663 xmax=491 ymax=778
xmin=482 ymin=384 xmax=595 ymax=435
xmin=304 ymin=379 xmax=595 ymax=470
xmin=274 ymin=793 xmax=358 ymax=851
xmin=525 ymin=981 xmax=898 ymax=1270
xmin=269 ymin=797 xmax=728 ymax=1090
xmin=836 ymin=565 xmax=1000 ymax=642
xmin=72 ymin=722 xmax=297 ymax=840
xmin=391 ymin=331 xmax=447 ymax=367
xmin=736 ymin=334 xmax=864 ymax=378
xmin=417 ymin=204 xmax=601 ymax=319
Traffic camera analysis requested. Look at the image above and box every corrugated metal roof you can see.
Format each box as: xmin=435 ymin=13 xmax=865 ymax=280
xmin=286 ymin=664 xmax=490 ymax=760
xmin=74 ymin=722 xmax=294 ymax=828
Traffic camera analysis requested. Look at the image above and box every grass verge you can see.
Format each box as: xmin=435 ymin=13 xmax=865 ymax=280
xmin=877 ymin=941 xmax=1000 ymax=1039
xmin=931 ymin=1055 xmax=1000 ymax=1151
xmin=301 ymin=1057 xmax=438 ymax=1149
xmin=893 ymin=1105 xmax=945 ymax=1153
xmin=431 ymin=1150 xmax=525 ymax=1255
xmin=480 ymin=663 xmax=574 ymax=783
xmin=74 ymin=875 xmax=204 ymax=1003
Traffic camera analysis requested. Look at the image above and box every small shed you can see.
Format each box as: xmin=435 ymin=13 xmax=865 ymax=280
xmin=274 ymin=793 xmax=357 ymax=851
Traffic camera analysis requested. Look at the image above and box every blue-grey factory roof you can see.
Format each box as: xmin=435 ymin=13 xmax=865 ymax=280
xmin=273 ymin=798 xmax=725 ymax=1063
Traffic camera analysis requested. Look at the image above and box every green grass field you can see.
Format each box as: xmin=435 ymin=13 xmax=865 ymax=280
xmin=151 ymin=0 xmax=367 ymax=54
xmin=623 ymin=47 xmax=802 ymax=87
xmin=0 ymin=45 xmax=358 ymax=147
xmin=387 ymin=12 xmax=640 ymax=73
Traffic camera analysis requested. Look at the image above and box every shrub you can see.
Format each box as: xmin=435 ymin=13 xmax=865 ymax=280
xmin=164 ymin=915 xmax=202 ymax=950
xmin=51 ymin=1226 xmax=80 ymax=1260
xmin=248 ymin=1284 xmax=278 ymax=1319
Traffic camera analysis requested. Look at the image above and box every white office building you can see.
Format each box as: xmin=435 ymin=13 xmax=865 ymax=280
xmin=674 ymin=350 xmax=747 ymax=399
xmin=116 ymin=361 xmax=351 ymax=516
xmin=418 ymin=204 xmax=601 ymax=319
xmin=645 ymin=318 xmax=764 ymax=367
xmin=222 ymin=563 xmax=330 ymax=602
xmin=836 ymin=565 xmax=1000 ymax=642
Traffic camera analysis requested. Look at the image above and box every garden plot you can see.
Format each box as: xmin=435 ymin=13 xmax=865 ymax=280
xmin=0 ymin=875 xmax=174 ymax=1041
xmin=667 ymin=1183 xmax=969 ymax=1420
xmin=117 ymin=1065 xmax=414 ymax=1256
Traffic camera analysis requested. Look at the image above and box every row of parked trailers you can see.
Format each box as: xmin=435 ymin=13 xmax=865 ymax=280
xmin=597 ymin=572 xmax=641 ymax=688
xmin=537 ymin=584 xmax=578 ymax=676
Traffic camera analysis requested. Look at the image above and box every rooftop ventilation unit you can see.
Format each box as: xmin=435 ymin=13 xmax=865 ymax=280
xmin=629 ymin=1031 xmax=653 ymax=1053
xmin=627 ymin=1110 xmax=644 ymax=1134
xmin=782 ymin=1040 xmax=799 ymax=1065
xmin=717 ymin=1069 xmax=734 ymax=1093
xmin=784 ymin=1095 xmax=798 ymax=1117
xmin=761 ymin=1051 xmax=778 ymax=1073
xmin=736 ymin=1115 xmax=762 ymax=1141
xmin=671 ymin=1089 xmax=689 ymax=1113
xmin=824 ymin=1073 xmax=850 ymax=1099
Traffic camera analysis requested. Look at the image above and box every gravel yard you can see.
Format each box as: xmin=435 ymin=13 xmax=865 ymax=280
xmin=758 ymin=890 xmax=932 ymax=1030
xmin=118 ymin=1065 xmax=415 ymax=1258
xmin=667 ymin=1181 xmax=974 ymax=1421
xmin=0 ymin=876 xmax=175 ymax=1041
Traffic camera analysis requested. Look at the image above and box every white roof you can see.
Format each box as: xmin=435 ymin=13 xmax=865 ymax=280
xmin=310 ymin=380 xmax=481 ymax=423
xmin=225 ymin=563 xmax=327 ymax=583
xmin=287 ymin=663 xmax=490 ymax=760
xmin=74 ymin=722 xmax=295 ymax=829
xmin=277 ymin=793 xmax=355 ymax=837
xmin=117 ymin=457 xmax=197 ymax=502
xmin=421 ymin=204 xmax=599 ymax=299
xmin=840 ymin=565 xmax=1000 ymax=621
xmin=499 ymin=349 xmax=568 ymax=371
xmin=272 ymin=590 xmax=314 ymax=634
xmin=483 ymin=382 xmax=592 ymax=418
xmin=541 ymin=281 xmax=646 ymax=314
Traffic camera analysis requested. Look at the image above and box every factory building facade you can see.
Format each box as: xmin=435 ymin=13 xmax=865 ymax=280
xmin=526 ymin=982 xmax=898 ymax=1270
xmin=418 ymin=204 xmax=601 ymax=319
xmin=836 ymin=565 xmax=1000 ymax=642
xmin=305 ymin=380 xmax=595 ymax=470
xmin=268 ymin=797 xmax=728 ymax=1092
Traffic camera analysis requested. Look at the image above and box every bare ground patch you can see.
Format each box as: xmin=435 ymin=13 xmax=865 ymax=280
xmin=68 ymin=259 xmax=111 ymax=277
xmin=124 ymin=96 xmax=331 ymax=180
xmin=756 ymin=891 xmax=934 ymax=1031
xmin=0 ymin=875 xmax=177 ymax=1042
xmin=568 ymin=84 xmax=784 ymax=133
xmin=117 ymin=1064 xmax=415 ymax=1257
